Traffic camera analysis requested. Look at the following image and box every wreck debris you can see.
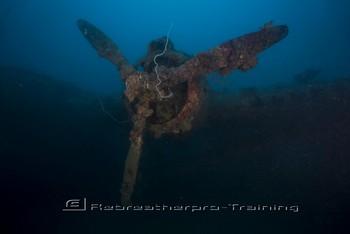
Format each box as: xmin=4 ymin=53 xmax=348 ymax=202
xmin=77 ymin=19 xmax=288 ymax=205
xmin=294 ymin=68 xmax=321 ymax=84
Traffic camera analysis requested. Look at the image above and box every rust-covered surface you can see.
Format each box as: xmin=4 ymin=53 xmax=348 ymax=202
xmin=77 ymin=19 xmax=288 ymax=205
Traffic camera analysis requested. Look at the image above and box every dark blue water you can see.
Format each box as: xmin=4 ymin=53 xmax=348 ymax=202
xmin=1 ymin=1 xmax=350 ymax=233
xmin=1 ymin=0 xmax=350 ymax=93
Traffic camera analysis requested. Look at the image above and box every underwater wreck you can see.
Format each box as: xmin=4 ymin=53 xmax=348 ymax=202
xmin=77 ymin=19 xmax=288 ymax=205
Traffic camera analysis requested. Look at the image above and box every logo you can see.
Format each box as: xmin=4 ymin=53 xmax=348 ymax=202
xmin=62 ymin=198 xmax=87 ymax=211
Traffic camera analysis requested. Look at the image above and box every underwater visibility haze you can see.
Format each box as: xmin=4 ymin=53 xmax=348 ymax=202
xmin=1 ymin=0 xmax=350 ymax=233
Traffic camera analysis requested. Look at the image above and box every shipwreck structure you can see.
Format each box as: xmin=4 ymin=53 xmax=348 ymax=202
xmin=77 ymin=19 xmax=288 ymax=205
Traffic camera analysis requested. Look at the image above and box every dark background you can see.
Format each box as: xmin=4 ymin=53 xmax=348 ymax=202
xmin=1 ymin=66 xmax=349 ymax=233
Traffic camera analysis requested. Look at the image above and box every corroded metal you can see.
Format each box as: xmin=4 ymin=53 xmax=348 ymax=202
xmin=77 ymin=19 xmax=288 ymax=205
